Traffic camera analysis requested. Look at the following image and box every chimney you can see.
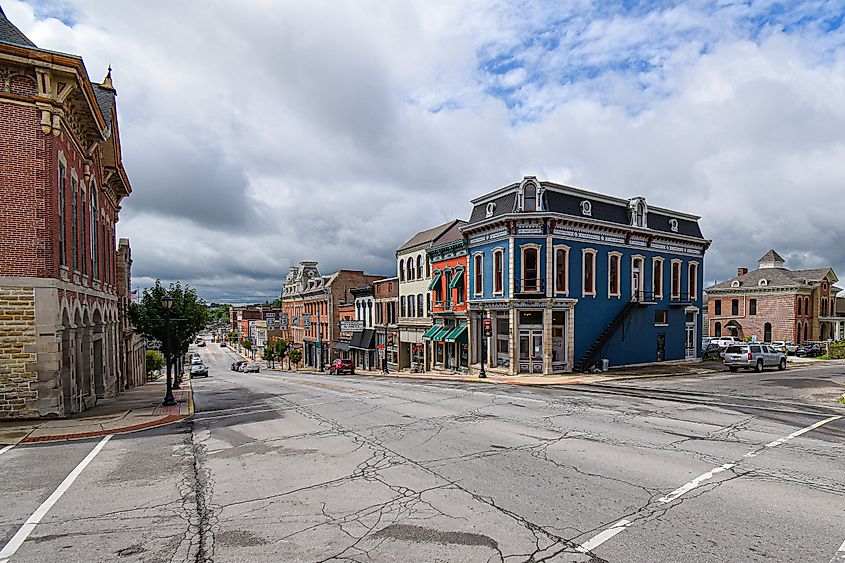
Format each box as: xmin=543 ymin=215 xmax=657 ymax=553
xmin=737 ymin=267 xmax=748 ymax=277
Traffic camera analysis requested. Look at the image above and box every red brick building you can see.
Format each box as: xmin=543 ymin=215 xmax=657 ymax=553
xmin=705 ymin=250 xmax=841 ymax=344
xmin=0 ymin=10 xmax=136 ymax=417
xmin=425 ymin=225 xmax=469 ymax=373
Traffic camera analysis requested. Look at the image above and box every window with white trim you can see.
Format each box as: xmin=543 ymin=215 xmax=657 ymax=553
xmin=521 ymin=245 xmax=540 ymax=292
xmin=652 ymin=257 xmax=664 ymax=299
xmin=473 ymin=254 xmax=483 ymax=296
xmin=688 ymin=262 xmax=698 ymax=300
xmin=493 ymin=249 xmax=504 ymax=295
xmin=671 ymin=259 xmax=681 ymax=298
xmin=608 ymin=252 xmax=621 ymax=297
xmin=582 ymin=249 xmax=597 ymax=297
xmin=554 ymin=246 xmax=569 ymax=294
xmin=399 ymin=259 xmax=405 ymax=281
xmin=58 ymin=163 xmax=66 ymax=267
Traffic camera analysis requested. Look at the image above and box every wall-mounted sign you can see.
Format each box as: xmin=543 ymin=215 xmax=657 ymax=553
xmin=303 ymin=314 xmax=312 ymax=329
xmin=340 ymin=320 xmax=364 ymax=332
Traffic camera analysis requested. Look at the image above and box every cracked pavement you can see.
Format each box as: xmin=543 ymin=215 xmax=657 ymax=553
xmin=0 ymin=342 xmax=842 ymax=563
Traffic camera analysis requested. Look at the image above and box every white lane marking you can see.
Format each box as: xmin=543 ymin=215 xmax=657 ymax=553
xmin=0 ymin=445 xmax=14 ymax=455
xmin=576 ymin=414 xmax=843 ymax=555
xmin=829 ymin=539 xmax=845 ymax=563
xmin=576 ymin=520 xmax=632 ymax=553
xmin=763 ymin=415 xmax=842 ymax=448
xmin=658 ymin=463 xmax=736 ymax=503
xmin=0 ymin=434 xmax=112 ymax=562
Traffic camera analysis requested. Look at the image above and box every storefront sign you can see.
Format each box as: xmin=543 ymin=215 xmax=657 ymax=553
xmin=340 ymin=320 xmax=364 ymax=332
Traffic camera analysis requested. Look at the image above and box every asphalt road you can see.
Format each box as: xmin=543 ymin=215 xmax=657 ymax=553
xmin=1 ymin=341 xmax=843 ymax=563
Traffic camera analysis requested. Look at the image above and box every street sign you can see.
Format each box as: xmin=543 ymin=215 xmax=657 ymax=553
xmin=292 ymin=315 xmax=299 ymax=327
xmin=378 ymin=348 xmax=385 ymax=359
xmin=483 ymin=318 xmax=492 ymax=338
xmin=340 ymin=320 xmax=364 ymax=332
xmin=303 ymin=314 xmax=312 ymax=329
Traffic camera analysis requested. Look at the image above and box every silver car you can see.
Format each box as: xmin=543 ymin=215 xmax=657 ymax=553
xmin=724 ymin=344 xmax=786 ymax=372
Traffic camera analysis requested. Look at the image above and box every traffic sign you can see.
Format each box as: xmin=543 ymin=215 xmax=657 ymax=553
xmin=303 ymin=314 xmax=312 ymax=329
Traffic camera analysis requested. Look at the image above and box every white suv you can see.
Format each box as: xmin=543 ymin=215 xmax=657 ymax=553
xmin=712 ymin=336 xmax=742 ymax=348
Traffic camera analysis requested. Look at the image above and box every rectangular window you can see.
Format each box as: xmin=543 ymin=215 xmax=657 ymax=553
xmin=496 ymin=312 xmax=509 ymax=359
xmin=655 ymin=310 xmax=668 ymax=325
xmin=715 ymin=300 xmax=722 ymax=316
xmin=494 ymin=250 xmax=503 ymax=294
xmin=653 ymin=258 xmax=663 ymax=298
xmin=608 ymin=253 xmax=621 ymax=297
xmin=582 ymin=250 xmax=596 ymax=296
xmin=522 ymin=247 xmax=539 ymax=292
xmin=79 ymin=190 xmax=86 ymax=274
xmin=749 ymin=299 xmax=757 ymax=316
xmin=71 ymin=178 xmax=78 ymax=271
xmin=688 ymin=262 xmax=698 ymax=300
xmin=90 ymin=185 xmax=98 ymax=279
xmin=554 ymin=247 xmax=568 ymax=294
xmin=671 ymin=260 xmax=681 ymax=298
xmin=731 ymin=299 xmax=739 ymax=316
xmin=58 ymin=164 xmax=66 ymax=266
xmin=473 ymin=254 xmax=483 ymax=296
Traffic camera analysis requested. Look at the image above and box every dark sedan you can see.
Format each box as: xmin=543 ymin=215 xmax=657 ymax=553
xmin=190 ymin=364 xmax=209 ymax=378
xmin=795 ymin=343 xmax=822 ymax=357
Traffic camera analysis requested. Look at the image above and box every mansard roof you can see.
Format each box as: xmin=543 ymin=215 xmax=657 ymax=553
xmin=0 ymin=6 xmax=36 ymax=48
xmin=466 ymin=179 xmax=704 ymax=240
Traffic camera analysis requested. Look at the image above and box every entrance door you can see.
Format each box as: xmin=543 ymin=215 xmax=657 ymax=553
xmin=632 ymin=259 xmax=642 ymax=301
xmin=519 ymin=329 xmax=543 ymax=373
xmin=657 ymin=334 xmax=666 ymax=362
xmin=685 ymin=323 xmax=695 ymax=359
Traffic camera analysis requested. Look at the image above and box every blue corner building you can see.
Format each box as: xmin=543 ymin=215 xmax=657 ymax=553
xmin=462 ymin=177 xmax=710 ymax=374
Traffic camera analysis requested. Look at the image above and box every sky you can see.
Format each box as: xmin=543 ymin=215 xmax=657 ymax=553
xmin=6 ymin=0 xmax=845 ymax=302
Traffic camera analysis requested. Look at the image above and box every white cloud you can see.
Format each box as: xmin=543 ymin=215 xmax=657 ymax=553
xmin=7 ymin=0 xmax=845 ymax=300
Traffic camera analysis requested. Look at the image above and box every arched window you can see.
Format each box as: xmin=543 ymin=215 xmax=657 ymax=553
xmin=555 ymin=247 xmax=568 ymax=294
xmin=399 ymin=259 xmax=405 ymax=282
xmin=401 ymin=295 xmax=407 ymax=318
xmin=417 ymin=294 xmax=424 ymax=317
xmin=473 ymin=254 xmax=483 ymax=296
xmin=805 ymin=297 xmax=810 ymax=317
xmin=524 ymin=183 xmax=536 ymax=211
xmin=493 ymin=250 xmax=504 ymax=294
xmin=408 ymin=259 xmax=415 ymax=281
xmin=804 ymin=322 xmax=809 ymax=342
xmin=797 ymin=297 xmax=802 ymax=316
xmin=522 ymin=246 xmax=539 ymax=292
xmin=408 ymin=296 xmax=414 ymax=318
xmin=822 ymin=300 xmax=828 ymax=316
xmin=635 ymin=202 xmax=645 ymax=227
xmin=426 ymin=258 xmax=431 ymax=278
xmin=714 ymin=322 xmax=722 ymax=337
xmin=417 ymin=255 xmax=423 ymax=279
xmin=764 ymin=322 xmax=772 ymax=343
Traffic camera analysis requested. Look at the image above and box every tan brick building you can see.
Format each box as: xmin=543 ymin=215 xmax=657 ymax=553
xmin=0 ymin=10 xmax=137 ymax=417
xmin=705 ymin=250 xmax=841 ymax=344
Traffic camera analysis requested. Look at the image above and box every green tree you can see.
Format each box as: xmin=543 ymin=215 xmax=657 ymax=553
xmin=243 ymin=337 xmax=253 ymax=351
xmin=274 ymin=339 xmax=288 ymax=362
xmin=262 ymin=345 xmax=276 ymax=368
xmin=130 ymin=280 xmax=209 ymax=372
xmin=288 ymin=348 xmax=302 ymax=369
xmin=146 ymin=350 xmax=163 ymax=375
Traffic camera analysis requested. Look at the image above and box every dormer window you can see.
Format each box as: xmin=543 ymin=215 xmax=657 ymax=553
xmin=524 ymin=183 xmax=537 ymax=211
xmin=758 ymin=279 xmax=768 ymax=287
xmin=628 ymin=197 xmax=648 ymax=228
xmin=580 ymin=200 xmax=592 ymax=216
xmin=485 ymin=202 xmax=496 ymax=218
xmin=669 ymin=218 xmax=678 ymax=232
xmin=731 ymin=280 xmax=741 ymax=288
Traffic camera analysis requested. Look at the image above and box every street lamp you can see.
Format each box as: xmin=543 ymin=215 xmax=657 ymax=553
xmin=479 ymin=308 xmax=488 ymax=379
xmin=162 ymin=294 xmax=176 ymax=406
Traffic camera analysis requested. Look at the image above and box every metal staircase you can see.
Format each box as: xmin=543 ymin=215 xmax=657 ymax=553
xmin=575 ymin=296 xmax=643 ymax=372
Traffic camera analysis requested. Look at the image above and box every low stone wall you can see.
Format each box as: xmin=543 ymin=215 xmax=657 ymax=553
xmin=0 ymin=287 xmax=38 ymax=417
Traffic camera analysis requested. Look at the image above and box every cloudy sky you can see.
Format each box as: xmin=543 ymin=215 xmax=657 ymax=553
xmin=7 ymin=0 xmax=845 ymax=302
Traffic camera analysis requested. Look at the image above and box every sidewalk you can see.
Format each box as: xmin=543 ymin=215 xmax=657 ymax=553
xmin=0 ymin=377 xmax=193 ymax=445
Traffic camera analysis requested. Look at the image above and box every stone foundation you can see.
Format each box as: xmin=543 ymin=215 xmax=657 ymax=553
xmin=0 ymin=287 xmax=38 ymax=417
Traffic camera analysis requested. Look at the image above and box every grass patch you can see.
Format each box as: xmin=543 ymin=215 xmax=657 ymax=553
xmin=838 ymin=395 xmax=845 ymax=406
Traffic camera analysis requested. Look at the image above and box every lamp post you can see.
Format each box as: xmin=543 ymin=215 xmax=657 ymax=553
xmin=162 ymin=294 xmax=177 ymax=406
xmin=383 ymin=324 xmax=389 ymax=374
xmin=479 ymin=309 xmax=489 ymax=379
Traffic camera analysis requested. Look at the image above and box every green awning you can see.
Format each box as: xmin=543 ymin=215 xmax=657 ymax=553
xmin=422 ymin=325 xmax=442 ymax=339
xmin=427 ymin=270 xmax=443 ymax=291
xmin=444 ymin=325 xmax=467 ymax=343
xmin=432 ymin=326 xmax=452 ymax=342
xmin=448 ymin=267 xmax=464 ymax=289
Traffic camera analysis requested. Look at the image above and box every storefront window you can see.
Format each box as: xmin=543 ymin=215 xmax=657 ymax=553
xmin=519 ymin=310 xmax=543 ymax=325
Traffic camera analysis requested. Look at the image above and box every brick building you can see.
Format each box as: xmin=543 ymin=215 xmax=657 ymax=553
xmin=116 ymin=239 xmax=146 ymax=389
xmin=705 ymin=250 xmax=841 ymax=344
xmin=373 ymin=277 xmax=398 ymax=371
xmin=425 ymin=224 xmax=469 ymax=373
xmin=0 ymin=10 xmax=138 ymax=417
xmin=281 ymin=262 xmax=382 ymax=370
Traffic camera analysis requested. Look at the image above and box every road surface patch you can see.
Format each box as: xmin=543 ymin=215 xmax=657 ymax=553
xmin=829 ymin=539 xmax=845 ymax=563
xmin=0 ymin=435 xmax=112 ymax=562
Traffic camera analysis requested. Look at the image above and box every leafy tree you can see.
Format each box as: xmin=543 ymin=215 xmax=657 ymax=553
xmin=288 ymin=348 xmax=302 ymax=369
xmin=130 ymin=280 xmax=209 ymax=367
xmin=146 ymin=350 xmax=163 ymax=374
xmin=243 ymin=337 xmax=253 ymax=351
xmin=274 ymin=339 xmax=288 ymax=361
xmin=226 ymin=331 xmax=239 ymax=342
xmin=262 ymin=346 xmax=276 ymax=368
xmin=271 ymin=298 xmax=282 ymax=307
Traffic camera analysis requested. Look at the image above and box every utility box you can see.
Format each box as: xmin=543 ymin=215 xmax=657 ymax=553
xmin=601 ymin=359 xmax=609 ymax=372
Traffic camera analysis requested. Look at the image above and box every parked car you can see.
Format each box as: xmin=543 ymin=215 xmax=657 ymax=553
xmin=795 ymin=343 xmax=823 ymax=357
xmin=191 ymin=356 xmax=202 ymax=365
xmin=197 ymin=341 xmax=206 ymax=347
xmin=724 ymin=344 xmax=786 ymax=372
xmin=231 ymin=360 xmax=247 ymax=371
xmin=712 ymin=336 xmax=742 ymax=348
xmin=190 ymin=364 xmax=209 ymax=378
xmin=328 ymin=359 xmax=355 ymax=375
xmin=702 ymin=343 xmax=723 ymax=361
xmin=240 ymin=362 xmax=260 ymax=373
xmin=771 ymin=341 xmax=798 ymax=355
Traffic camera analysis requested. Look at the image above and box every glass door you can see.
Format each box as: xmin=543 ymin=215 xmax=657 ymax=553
xmin=685 ymin=323 xmax=696 ymax=359
xmin=519 ymin=329 xmax=544 ymax=373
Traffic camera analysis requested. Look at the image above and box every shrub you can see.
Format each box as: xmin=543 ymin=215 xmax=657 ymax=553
xmin=829 ymin=344 xmax=845 ymax=360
